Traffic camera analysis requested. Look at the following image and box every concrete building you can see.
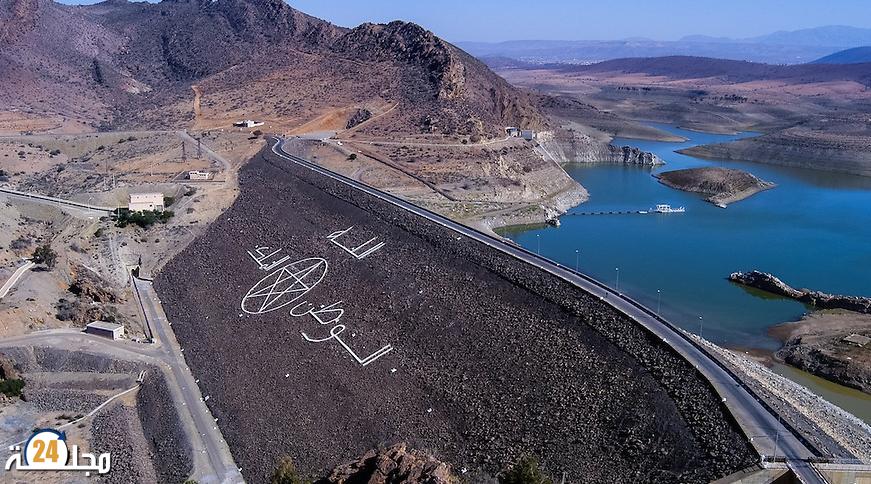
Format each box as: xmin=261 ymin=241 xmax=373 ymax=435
xmin=505 ymin=127 xmax=521 ymax=137
xmin=188 ymin=170 xmax=211 ymax=180
xmin=234 ymin=120 xmax=264 ymax=128
xmin=85 ymin=321 xmax=125 ymax=340
xmin=129 ymin=192 xmax=164 ymax=212
xmin=520 ymin=130 xmax=537 ymax=140
xmin=843 ymin=333 xmax=870 ymax=347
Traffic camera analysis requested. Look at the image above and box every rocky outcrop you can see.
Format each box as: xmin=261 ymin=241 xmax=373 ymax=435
xmin=346 ymin=108 xmax=372 ymax=129
xmin=319 ymin=444 xmax=457 ymax=484
xmin=604 ymin=144 xmax=663 ymax=165
xmin=729 ymin=271 xmax=871 ymax=313
xmin=0 ymin=355 xmax=19 ymax=380
xmin=656 ymin=167 xmax=775 ymax=206
xmin=538 ymin=130 xmax=662 ymax=166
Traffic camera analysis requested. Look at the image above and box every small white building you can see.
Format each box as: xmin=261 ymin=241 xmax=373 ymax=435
xmin=129 ymin=192 xmax=164 ymax=212
xmin=85 ymin=321 xmax=125 ymax=340
xmin=506 ymin=127 xmax=521 ymax=137
xmin=234 ymin=120 xmax=264 ymax=128
xmin=188 ymin=170 xmax=211 ymax=180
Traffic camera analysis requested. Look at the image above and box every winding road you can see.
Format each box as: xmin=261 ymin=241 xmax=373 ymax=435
xmin=0 ymin=260 xmax=35 ymax=300
xmin=272 ymin=137 xmax=828 ymax=483
xmin=0 ymin=280 xmax=243 ymax=484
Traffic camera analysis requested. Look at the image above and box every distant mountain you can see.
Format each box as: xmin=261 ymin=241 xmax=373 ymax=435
xmin=751 ymin=26 xmax=871 ymax=47
xmin=462 ymin=25 xmax=871 ymax=66
xmin=812 ymin=46 xmax=871 ymax=64
xmin=560 ymin=56 xmax=871 ymax=86
xmin=458 ymin=39 xmax=837 ymax=65
xmin=681 ymin=26 xmax=871 ymax=47
xmin=0 ymin=0 xmax=541 ymax=136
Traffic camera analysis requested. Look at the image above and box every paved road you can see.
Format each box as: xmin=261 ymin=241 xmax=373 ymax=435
xmin=271 ymin=137 xmax=827 ymax=483
xmin=0 ymin=261 xmax=35 ymax=299
xmin=132 ymin=277 xmax=243 ymax=484
xmin=0 ymin=187 xmax=114 ymax=216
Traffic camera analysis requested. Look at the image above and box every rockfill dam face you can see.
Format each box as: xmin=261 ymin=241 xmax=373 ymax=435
xmin=154 ymin=146 xmax=756 ymax=483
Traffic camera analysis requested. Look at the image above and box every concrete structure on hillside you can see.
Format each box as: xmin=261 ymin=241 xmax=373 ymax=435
xmin=505 ymin=126 xmax=521 ymax=137
xmin=85 ymin=321 xmax=125 ymax=340
xmin=520 ymin=130 xmax=537 ymax=140
xmin=844 ymin=333 xmax=870 ymax=347
xmin=188 ymin=170 xmax=211 ymax=180
xmin=129 ymin=192 xmax=164 ymax=212
xmin=234 ymin=120 xmax=264 ymax=128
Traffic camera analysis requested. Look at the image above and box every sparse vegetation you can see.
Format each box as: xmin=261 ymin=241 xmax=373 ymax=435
xmin=500 ymin=456 xmax=552 ymax=484
xmin=115 ymin=209 xmax=174 ymax=229
xmin=270 ymin=456 xmax=308 ymax=484
xmin=31 ymin=244 xmax=58 ymax=269
xmin=347 ymin=153 xmax=358 ymax=161
xmin=10 ymin=237 xmax=31 ymax=250
xmin=0 ymin=379 xmax=25 ymax=398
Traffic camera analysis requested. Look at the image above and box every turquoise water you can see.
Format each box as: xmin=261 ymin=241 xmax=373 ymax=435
xmin=499 ymin=124 xmax=871 ymax=350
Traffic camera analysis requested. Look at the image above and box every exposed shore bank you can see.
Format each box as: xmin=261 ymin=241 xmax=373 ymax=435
xmin=770 ymin=311 xmax=871 ymax=395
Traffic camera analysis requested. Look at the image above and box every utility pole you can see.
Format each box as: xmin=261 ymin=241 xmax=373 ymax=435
xmin=181 ymin=141 xmax=187 ymax=162
xmin=699 ymin=316 xmax=704 ymax=338
xmin=615 ymin=267 xmax=620 ymax=292
xmin=536 ymin=234 xmax=541 ymax=255
xmin=657 ymin=289 xmax=661 ymax=314
xmin=197 ymin=137 xmax=202 ymax=158
xmin=575 ymin=249 xmax=579 ymax=272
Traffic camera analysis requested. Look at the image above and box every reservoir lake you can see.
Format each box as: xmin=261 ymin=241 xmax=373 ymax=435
xmin=498 ymin=124 xmax=871 ymax=419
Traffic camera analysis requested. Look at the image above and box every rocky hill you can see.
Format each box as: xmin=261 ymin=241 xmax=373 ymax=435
xmin=0 ymin=0 xmax=542 ymax=136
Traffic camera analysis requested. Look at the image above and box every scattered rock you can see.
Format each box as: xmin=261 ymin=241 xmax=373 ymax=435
xmin=320 ymin=443 xmax=457 ymax=484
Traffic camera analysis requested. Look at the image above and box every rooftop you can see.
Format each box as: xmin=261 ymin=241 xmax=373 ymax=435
xmin=86 ymin=321 xmax=124 ymax=331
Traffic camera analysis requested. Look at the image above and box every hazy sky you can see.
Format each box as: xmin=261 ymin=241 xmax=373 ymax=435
xmin=57 ymin=0 xmax=871 ymax=43
xmin=290 ymin=0 xmax=871 ymax=42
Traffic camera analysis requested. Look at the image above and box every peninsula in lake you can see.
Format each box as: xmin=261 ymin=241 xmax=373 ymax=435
xmin=655 ymin=167 xmax=776 ymax=206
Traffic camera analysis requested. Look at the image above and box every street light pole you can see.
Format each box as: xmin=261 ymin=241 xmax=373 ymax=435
xmin=699 ymin=316 xmax=704 ymax=339
xmin=657 ymin=289 xmax=661 ymax=314
xmin=615 ymin=267 xmax=620 ymax=292
xmin=536 ymin=234 xmax=541 ymax=255
xmin=575 ymin=249 xmax=579 ymax=272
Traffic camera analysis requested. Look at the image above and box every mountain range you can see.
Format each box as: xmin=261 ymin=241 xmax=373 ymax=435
xmin=0 ymin=0 xmax=542 ymax=136
xmin=460 ymin=26 xmax=871 ymax=65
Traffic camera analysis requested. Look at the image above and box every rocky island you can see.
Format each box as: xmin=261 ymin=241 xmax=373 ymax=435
xmin=729 ymin=271 xmax=871 ymax=314
xmin=655 ymin=167 xmax=775 ymax=207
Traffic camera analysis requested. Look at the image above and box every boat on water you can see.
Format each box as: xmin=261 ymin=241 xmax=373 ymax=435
xmin=653 ymin=204 xmax=685 ymax=213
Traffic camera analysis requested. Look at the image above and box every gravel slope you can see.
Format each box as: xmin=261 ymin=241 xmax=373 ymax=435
xmin=154 ymin=147 xmax=756 ymax=483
